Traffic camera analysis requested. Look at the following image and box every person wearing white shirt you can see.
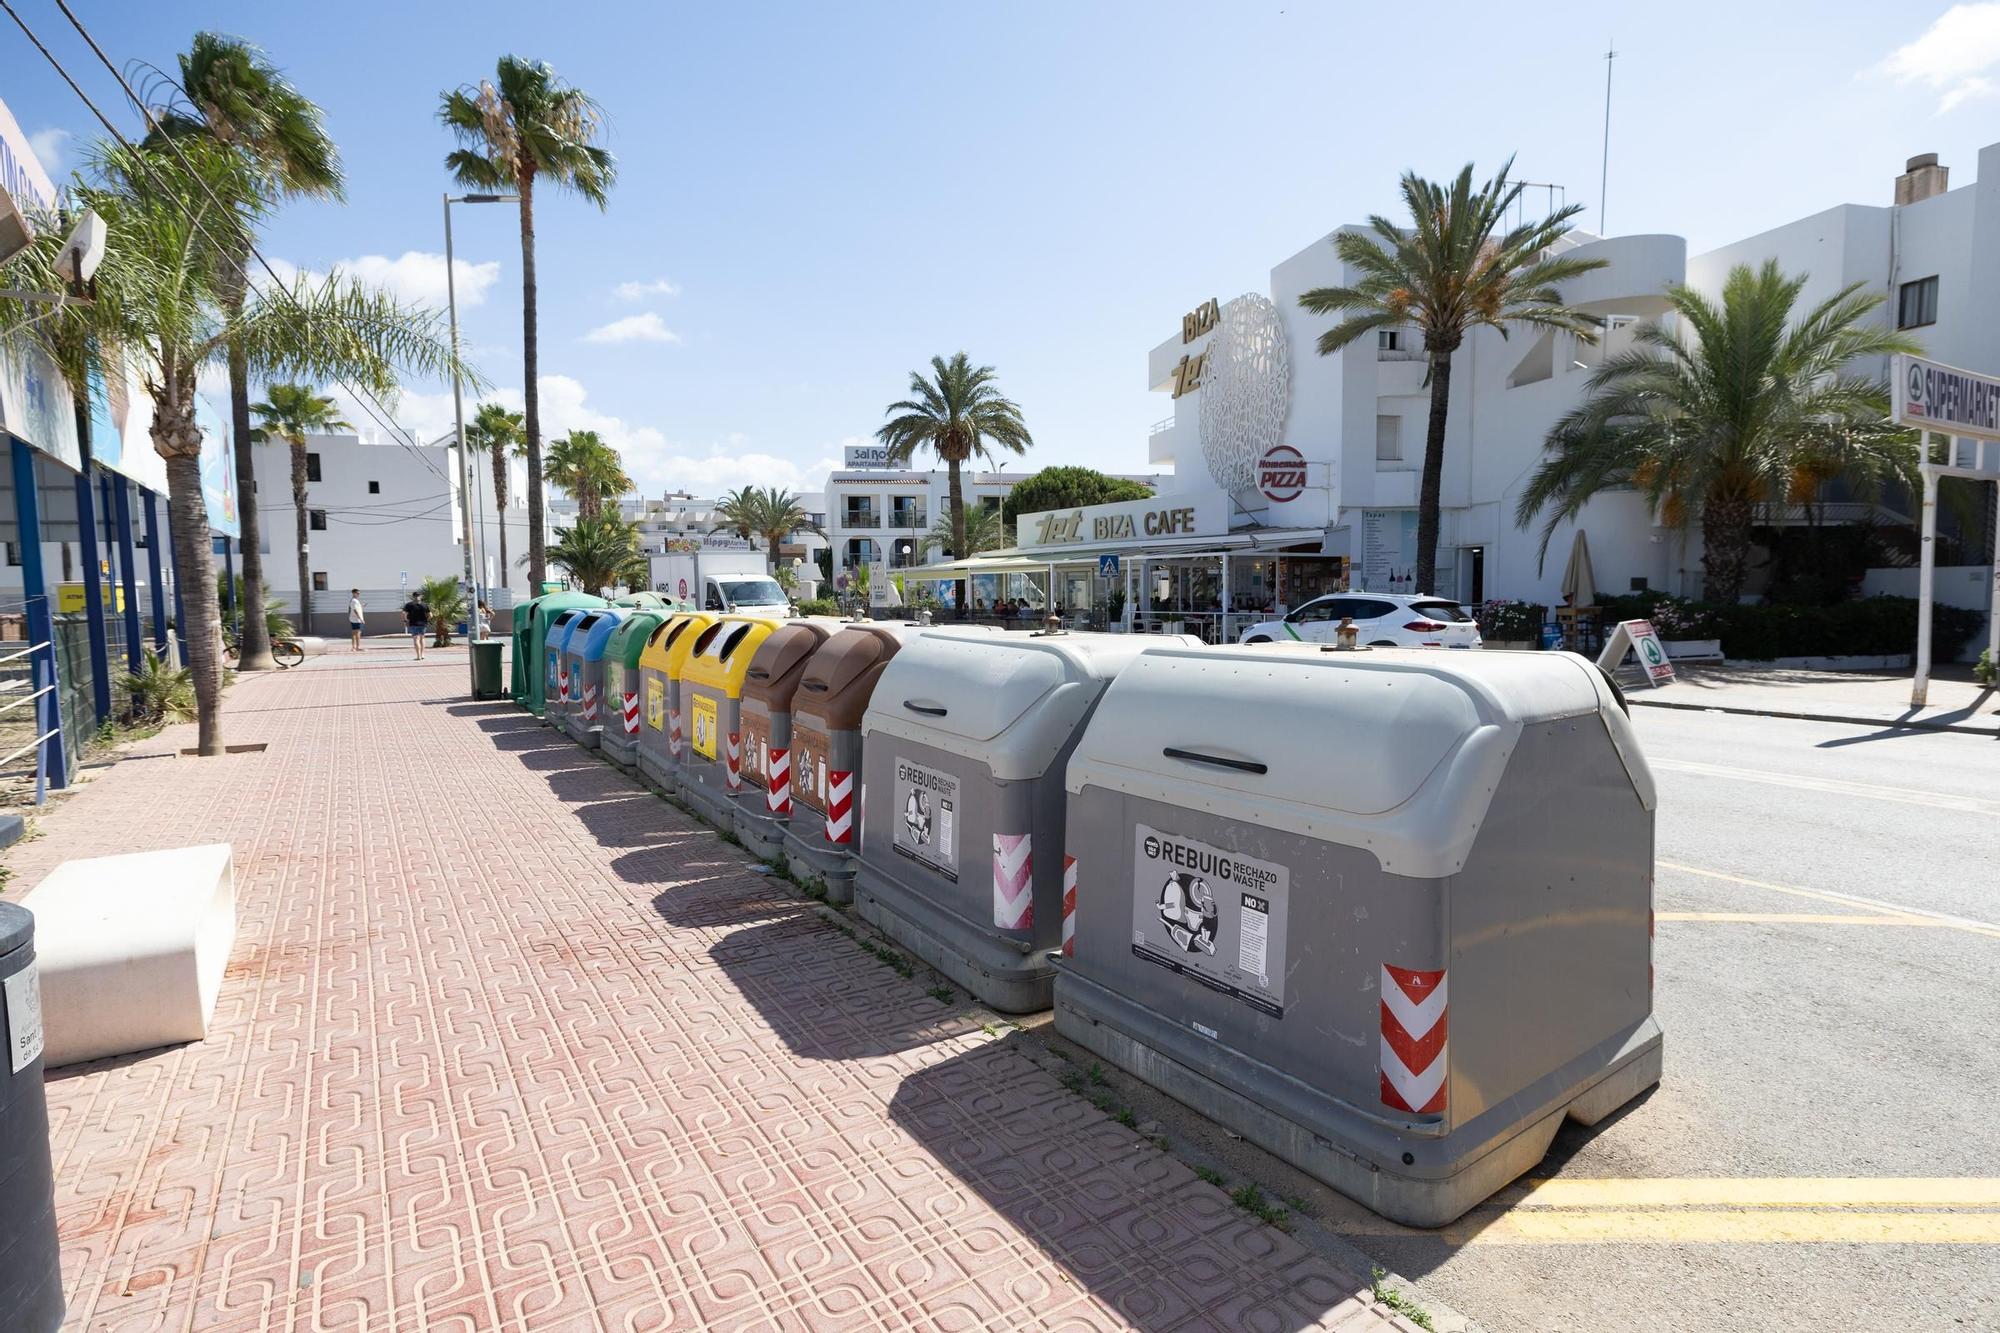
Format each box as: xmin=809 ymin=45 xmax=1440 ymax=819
xmin=348 ymin=589 xmax=366 ymax=653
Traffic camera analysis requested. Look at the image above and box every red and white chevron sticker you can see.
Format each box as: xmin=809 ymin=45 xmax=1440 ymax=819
xmin=621 ymin=691 xmax=640 ymax=736
xmin=582 ymin=682 xmax=598 ymax=722
xmin=766 ymin=747 xmax=791 ymax=815
xmin=993 ymin=833 xmax=1033 ymax=931
xmin=1060 ymin=854 xmax=1077 ymax=957
xmin=726 ymin=731 xmax=741 ymax=791
xmin=557 ymin=663 xmax=570 ymax=703
xmin=668 ymin=707 xmax=683 ymax=758
xmin=1379 ymin=964 xmax=1447 ymax=1115
xmin=824 ymin=769 xmax=854 ymax=845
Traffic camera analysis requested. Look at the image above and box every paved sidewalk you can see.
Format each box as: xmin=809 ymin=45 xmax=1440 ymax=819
xmin=5 ymin=652 xmax=1412 ymax=1332
xmin=1624 ymin=663 xmax=1999 ymax=734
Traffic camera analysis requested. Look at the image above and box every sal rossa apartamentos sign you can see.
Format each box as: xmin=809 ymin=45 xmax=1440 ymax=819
xmin=1017 ymin=494 xmax=1227 ymax=552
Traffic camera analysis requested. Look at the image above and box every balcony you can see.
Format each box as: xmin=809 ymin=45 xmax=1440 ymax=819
xmin=1147 ymin=416 xmax=1179 ymax=467
xmin=889 ymin=509 xmax=929 ymax=529
xmin=842 ymin=511 xmax=882 ymax=530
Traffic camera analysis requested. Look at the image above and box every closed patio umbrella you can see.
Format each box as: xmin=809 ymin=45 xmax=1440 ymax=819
xmin=1561 ymin=530 xmax=1597 ymax=609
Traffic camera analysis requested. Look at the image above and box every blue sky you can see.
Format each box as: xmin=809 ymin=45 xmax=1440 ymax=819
xmin=5 ymin=1 xmax=1997 ymax=497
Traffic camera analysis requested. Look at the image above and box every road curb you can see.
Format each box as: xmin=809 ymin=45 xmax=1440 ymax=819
xmin=1627 ymin=696 xmax=2000 ymax=737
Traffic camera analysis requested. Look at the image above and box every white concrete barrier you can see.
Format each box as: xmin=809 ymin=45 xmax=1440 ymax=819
xmin=22 ymin=845 xmax=236 ymax=1067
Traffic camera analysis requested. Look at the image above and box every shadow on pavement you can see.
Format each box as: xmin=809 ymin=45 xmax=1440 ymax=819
xmin=887 ymin=1036 xmax=1372 ymax=1330
xmin=707 ymin=914 xmax=995 ymax=1060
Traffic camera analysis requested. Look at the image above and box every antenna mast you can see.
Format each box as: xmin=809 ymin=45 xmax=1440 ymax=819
xmin=1600 ymin=39 xmax=1617 ymax=235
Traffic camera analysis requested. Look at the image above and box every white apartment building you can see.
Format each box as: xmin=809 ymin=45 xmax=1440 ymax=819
xmin=247 ymin=432 xmax=541 ymax=634
xmin=1043 ymin=142 xmax=2000 ymax=636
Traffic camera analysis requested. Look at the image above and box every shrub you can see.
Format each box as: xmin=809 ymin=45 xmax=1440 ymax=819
xmin=120 ymin=649 xmax=195 ymax=723
xmin=1976 ymin=648 xmax=1996 ymax=686
xmin=795 ymin=597 xmax=838 ymax=617
xmin=1472 ymin=599 xmax=1545 ymax=641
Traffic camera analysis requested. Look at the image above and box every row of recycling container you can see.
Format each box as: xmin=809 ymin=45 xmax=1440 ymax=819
xmin=509 ymin=591 xmax=1665 ymax=1227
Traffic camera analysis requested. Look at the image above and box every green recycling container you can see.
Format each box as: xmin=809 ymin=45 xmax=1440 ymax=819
xmin=471 ymin=640 xmax=505 ymax=699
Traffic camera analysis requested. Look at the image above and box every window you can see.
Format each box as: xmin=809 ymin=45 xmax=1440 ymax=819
xmin=311 ymin=572 xmax=328 ymax=592
xmin=305 ymin=452 xmax=322 ymax=482
xmin=3 ymin=542 xmax=16 ymax=567
xmin=368 ymin=481 xmax=380 ymax=495
xmin=1346 ymin=599 xmax=1400 ymax=621
xmin=1630 ymin=576 xmax=1649 ymax=592
xmin=1376 ymin=415 xmax=1402 ymax=462
xmin=309 ymin=509 xmax=328 ymax=531
xmin=1409 ymin=600 xmax=1473 ymax=623
xmin=1377 ymin=330 xmax=1402 ymax=352
xmin=980 ymin=496 xmax=1000 ymax=513
xmin=1897 ymin=276 xmax=1938 ymax=329
xmin=1288 ymin=596 xmax=1345 ymax=624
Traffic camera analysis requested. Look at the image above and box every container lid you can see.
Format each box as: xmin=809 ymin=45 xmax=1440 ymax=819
xmin=535 ymin=592 xmax=606 ymax=628
xmin=548 ymin=609 xmax=590 ymax=653
xmin=743 ymin=622 xmax=831 ymax=709
xmin=638 ymin=611 xmax=715 ymax=672
xmin=864 ymin=630 xmax=1201 ymax=780
xmin=0 ymin=899 xmax=31 ymax=960
xmin=682 ymin=616 xmax=780 ymax=695
xmin=606 ymin=612 xmax=666 ymax=667
xmin=793 ymin=626 xmax=905 ymax=729
xmin=576 ymin=608 xmax=629 ymax=660
xmin=1065 ymin=644 xmax=1649 ymax=879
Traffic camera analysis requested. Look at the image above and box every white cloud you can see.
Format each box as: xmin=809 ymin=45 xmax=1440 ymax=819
xmin=614 ymin=278 xmax=679 ymax=301
xmin=27 ymin=128 xmax=70 ymax=174
xmin=257 ymin=251 xmax=500 ymax=310
xmin=583 ymin=312 xmax=682 ymax=345
xmin=358 ymin=374 xmax=835 ymax=498
xmin=1878 ymin=3 xmax=2000 ymax=112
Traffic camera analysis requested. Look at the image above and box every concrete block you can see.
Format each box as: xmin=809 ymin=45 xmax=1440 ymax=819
xmin=22 ymin=844 xmax=236 ymax=1067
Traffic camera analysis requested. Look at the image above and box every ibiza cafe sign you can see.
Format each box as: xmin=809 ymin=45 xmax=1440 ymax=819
xmin=1017 ymin=495 xmax=1223 ymax=551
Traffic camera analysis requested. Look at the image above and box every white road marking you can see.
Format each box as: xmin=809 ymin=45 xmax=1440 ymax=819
xmin=1659 ymin=862 xmax=2000 ymax=938
xmin=1651 ymin=757 xmax=2000 ymax=816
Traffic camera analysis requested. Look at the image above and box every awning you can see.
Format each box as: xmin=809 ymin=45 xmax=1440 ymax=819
xmin=907 ymin=527 xmax=1335 ymax=577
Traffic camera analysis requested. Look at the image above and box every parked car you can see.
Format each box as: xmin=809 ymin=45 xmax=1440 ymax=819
xmin=1237 ymin=592 xmax=1483 ymax=649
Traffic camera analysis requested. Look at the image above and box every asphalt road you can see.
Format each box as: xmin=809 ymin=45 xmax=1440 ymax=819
xmin=1335 ymin=707 xmax=2000 ymax=1333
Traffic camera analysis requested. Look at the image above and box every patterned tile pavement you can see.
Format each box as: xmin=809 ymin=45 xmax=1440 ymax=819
xmin=4 ymin=651 xmax=1417 ymax=1333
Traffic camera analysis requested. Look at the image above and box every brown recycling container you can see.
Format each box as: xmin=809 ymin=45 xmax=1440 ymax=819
xmin=781 ymin=625 xmax=908 ymax=902
xmin=734 ymin=620 xmax=833 ymax=860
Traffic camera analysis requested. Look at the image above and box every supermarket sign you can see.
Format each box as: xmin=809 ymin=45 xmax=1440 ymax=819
xmin=1894 ymin=355 xmax=2000 ymax=443
xmin=1597 ymin=619 xmax=1676 ymax=688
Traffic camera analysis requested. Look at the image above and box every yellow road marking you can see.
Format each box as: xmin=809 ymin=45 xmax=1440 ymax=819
xmin=1514 ymin=1178 xmax=2000 ymax=1208
xmin=1659 ymin=861 xmax=2000 ymax=939
xmin=1437 ymin=1210 xmax=2000 ymax=1245
xmin=1657 ymin=912 xmax=1930 ymax=926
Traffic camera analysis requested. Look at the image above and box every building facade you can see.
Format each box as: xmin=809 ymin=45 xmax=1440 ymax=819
xmin=246 ymin=432 xmax=542 ymax=635
xmin=1059 ymin=142 xmax=2000 ymax=635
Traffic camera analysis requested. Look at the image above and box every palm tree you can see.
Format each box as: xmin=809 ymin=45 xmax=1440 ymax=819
xmin=418 ymin=574 xmax=468 ymax=647
xmin=544 ymin=429 xmax=630 ymax=519
xmin=710 ymin=485 xmax=761 ymax=541
xmin=545 ymin=514 xmax=647 ymax=594
xmin=1297 ymin=159 xmax=1607 ymax=596
xmin=1515 ymin=261 xmax=1922 ymax=604
xmin=711 ymin=487 xmax=817 ymax=570
xmin=441 ymin=57 xmax=617 ymax=588
xmin=876 ymin=353 xmax=1032 ymax=615
xmin=464 ymin=401 xmax=525 ymax=591
xmin=44 ymin=137 xmax=471 ymax=754
xmin=153 ymin=33 xmax=343 ymax=672
xmin=250 ymin=384 xmax=350 ymax=629
xmin=920 ymin=504 xmax=1008 ymax=558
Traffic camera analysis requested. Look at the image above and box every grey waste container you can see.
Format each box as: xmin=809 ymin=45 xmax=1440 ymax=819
xmin=1052 ymin=644 xmax=1663 ymax=1227
xmin=542 ymin=609 xmax=590 ymax=729
xmin=734 ymin=620 xmax=833 ymax=860
xmin=560 ymin=608 xmax=629 ymax=749
xmin=0 ymin=902 xmax=63 ymax=1331
xmin=854 ymin=629 xmax=1198 ymax=1013
xmin=635 ymin=612 xmax=718 ymax=794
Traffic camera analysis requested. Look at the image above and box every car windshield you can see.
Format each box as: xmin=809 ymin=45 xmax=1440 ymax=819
xmin=719 ymin=578 xmax=787 ymax=607
xmin=1411 ymin=600 xmax=1473 ymax=623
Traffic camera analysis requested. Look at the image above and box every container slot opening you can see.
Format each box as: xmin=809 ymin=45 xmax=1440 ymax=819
xmin=1162 ymin=746 xmax=1268 ymax=775
xmin=719 ymin=626 xmax=751 ymax=662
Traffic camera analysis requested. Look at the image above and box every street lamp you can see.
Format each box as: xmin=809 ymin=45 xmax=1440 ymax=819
xmin=443 ymin=192 xmax=515 ymax=694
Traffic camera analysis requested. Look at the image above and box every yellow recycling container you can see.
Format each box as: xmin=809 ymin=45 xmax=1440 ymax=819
xmin=635 ymin=611 xmax=717 ymax=794
xmin=677 ymin=615 xmax=781 ymax=829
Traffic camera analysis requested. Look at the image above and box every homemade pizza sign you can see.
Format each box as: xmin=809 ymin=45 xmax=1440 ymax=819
xmin=1596 ymin=619 xmax=1677 ymax=688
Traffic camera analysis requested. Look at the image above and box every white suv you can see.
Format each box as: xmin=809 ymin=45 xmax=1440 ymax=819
xmin=1238 ymin=592 xmax=1483 ymax=649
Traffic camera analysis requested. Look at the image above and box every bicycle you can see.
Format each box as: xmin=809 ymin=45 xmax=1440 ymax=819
xmin=221 ymin=629 xmax=305 ymax=669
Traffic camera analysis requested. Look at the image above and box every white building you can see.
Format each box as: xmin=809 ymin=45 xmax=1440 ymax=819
xmin=247 ymin=432 xmax=540 ymax=634
xmin=1005 ymin=142 xmax=1999 ymax=642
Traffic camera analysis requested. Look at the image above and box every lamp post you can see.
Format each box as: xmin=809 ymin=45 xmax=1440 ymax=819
xmin=443 ymin=192 xmax=514 ymax=692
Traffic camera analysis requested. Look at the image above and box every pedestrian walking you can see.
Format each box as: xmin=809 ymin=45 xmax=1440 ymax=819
xmin=477 ymin=600 xmax=493 ymax=641
xmin=403 ymin=591 xmax=430 ymax=661
xmin=348 ymin=588 xmax=366 ymax=652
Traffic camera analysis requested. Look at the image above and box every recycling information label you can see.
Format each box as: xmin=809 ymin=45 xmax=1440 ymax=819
xmin=892 ymin=758 xmax=959 ymax=880
xmin=1130 ymin=825 xmax=1288 ymax=1018
xmin=792 ymin=721 xmax=831 ymax=813
xmin=645 ymin=678 xmax=664 ymax=731
xmin=690 ymin=693 xmax=719 ymax=759
xmin=5 ymin=960 xmax=44 ymax=1073
xmin=742 ymin=711 xmax=772 ymax=785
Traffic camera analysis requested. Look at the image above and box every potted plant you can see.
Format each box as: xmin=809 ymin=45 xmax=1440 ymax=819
xmin=1649 ymin=597 xmax=1722 ymax=660
xmin=1474 ymin=599 xmax=1546 ymax=649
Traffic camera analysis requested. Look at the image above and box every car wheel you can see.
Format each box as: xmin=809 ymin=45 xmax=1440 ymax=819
xmin=1245 ymin=635 xmax=1272 ymax=644
xmin=1368 ymin=640 xmax=1398 ymax=647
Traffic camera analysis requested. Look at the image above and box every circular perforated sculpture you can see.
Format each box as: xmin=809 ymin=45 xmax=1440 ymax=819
xmin=1198 ymin=292 xmax=1291 ymax=493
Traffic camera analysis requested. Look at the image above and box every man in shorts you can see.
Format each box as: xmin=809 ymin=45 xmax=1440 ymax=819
xmin=402 ymin=591 xmax=430 ymax=660
xmin=348 ymin=589 xmax=366 ymax=652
